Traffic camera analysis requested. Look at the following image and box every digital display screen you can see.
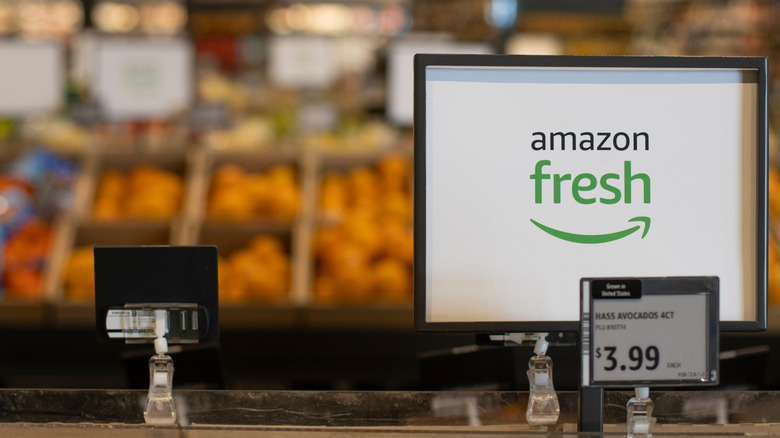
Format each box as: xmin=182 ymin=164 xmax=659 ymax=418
xmin=414 ymin=55 xmax=767 ymax=332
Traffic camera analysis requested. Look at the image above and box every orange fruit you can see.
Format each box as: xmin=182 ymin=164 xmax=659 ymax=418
xmin=151 ymin=172 xmax=183 ymax=202
xmin=4 ymin=220 xmax=51 ymax=266
xmin=250 ymin=235 xmax=285 ymax=260
xmin=93 ymin=167 xmax=182 ymax=220
xmin=324 ymin=242 xmax=369 ymax=276
xmin=208 ymin=189 xmax=253 ymax=221
xmin=769 ymin=168 xmax=780 ymax=219
xmin=270 ymin=185 xmax=301 ymax=220
xmin=94 ymin=171 xmax=126 ymax=199
xmin=348 ymin=167 xmax=379 ymax=201
xmin=245 ymin=264 xmax=287 ymax=302
xmin=221 ymin=271 xmax=248 ymax=303
xmin=341 ymin=213 xmax=381 ymax=258
xmin=372 ymin=257 xmax=411 ymax=302
xmin=63 ymin=246 xmax=95 ymax=300
xmin=319 ymin=179 xmax=348 ymax=220
xmin=315 ymin=275 xmax=337 ymax=302
xmin=208 ymin=165 xmax=302 ymax=221
xmin=247 ymin=174 xmax=274 ymax=216
xmin=268 ymin=165 xmax=297 ymax=187
xmin=222 ymin=236 xmax=291 ymax=302
xmin=127 ymin=166 xmax=163 ymax=192
xmin=126 ymin=192 xmax=177 ymax=219
xmin=321 ymin=173 xmax=346 ymax=188
xmin=210 ymin=165 xmax=246 ymax=193
xmin=332 ymin=264 xmax=374 ymax=302
xmin=66 ymin=286 xmax=94 ymax=301
xmin=313 ymin=226 xmax=343 ymax=261
xmin=4 ymin=220 xmax=50 ymax=299
xmin=379 ymin=219 xmax=414 ymax=264
xmin=4 ymin=268 xmax=43 ymax=300
xmin=770 ymin=239 xmax=780 ymax=305
xmin=769 ymin=268 xmax=780 ymax=306
xmin=92 ymin=197 xmax=122 ymax=220
xmin=380 ymin=174 xmax=408 ymax=194
xmin=377 ymin=154 xmax=410 ymax=181
xmin=380 ymin=191 xmax=412 ymax=223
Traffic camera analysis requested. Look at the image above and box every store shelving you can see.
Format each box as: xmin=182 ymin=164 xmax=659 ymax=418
xmin=0 ymin=138 xmax=414 ymax=330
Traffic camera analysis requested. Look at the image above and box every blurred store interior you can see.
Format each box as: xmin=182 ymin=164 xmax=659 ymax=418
xmin=0 ymin=0 xmax=779 ymax=391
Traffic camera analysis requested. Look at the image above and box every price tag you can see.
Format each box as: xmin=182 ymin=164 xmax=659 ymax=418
xmin=268 ymin=36 xmax=338 ymax=89
xmin=581 ymin=277 xmax=719 ymax=387
xmin=0 ymin=40 xmax=64 ymax=116
xmin=94 ymin=38 xmax=193 ymax=121
xmin=387 ymin=37 xmax=493 ymax=126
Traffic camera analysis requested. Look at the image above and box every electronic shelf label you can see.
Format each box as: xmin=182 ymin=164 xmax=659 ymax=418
xmin=581 ymin=277 xmax=719 ymax=387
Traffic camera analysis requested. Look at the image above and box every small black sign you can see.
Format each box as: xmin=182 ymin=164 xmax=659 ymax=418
xmin=591 ymin=279 xmax=642 ymax=299
xmin=94 ymin=246 xmax=219 ymax=342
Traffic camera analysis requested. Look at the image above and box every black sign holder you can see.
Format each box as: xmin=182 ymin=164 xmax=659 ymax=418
xmin=579 ymin=387 xmax=604 ymax=433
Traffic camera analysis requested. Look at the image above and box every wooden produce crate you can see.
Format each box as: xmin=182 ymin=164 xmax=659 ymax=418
xmin=305 ymin=148 xmax=414 ymax=329
xmin=198 ymin=148 xmax=305 ymax=224
xmin=192 ymin=148 xmax=310 ymax=327
xmin=48 ymin=148 xmax=194 ymax=326
xmin=81 ymin=148 xmax=194 ymax=233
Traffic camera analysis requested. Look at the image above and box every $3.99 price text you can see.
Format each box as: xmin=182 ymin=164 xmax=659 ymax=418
xmin=596 ymin=345 xmax=660 ymax=371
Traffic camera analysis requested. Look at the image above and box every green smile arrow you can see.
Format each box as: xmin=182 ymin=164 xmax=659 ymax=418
xmin=530 ymin=216 xmax=651 ymax=244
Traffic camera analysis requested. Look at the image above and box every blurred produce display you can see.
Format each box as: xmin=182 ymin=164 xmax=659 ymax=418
xmin=313 ymin=154 xmax=413 ymax=303
xmin=207 ymin=164 xmax=301 ymax=221
xmin=218 ymin=234 xmax=291 ymax=303
xmin=0 ymin=149 xmax=77 ymax=300
xmin=92 ymin=166 xmax=183 ymax=220
xmin=1 ymin=0 xmax=779 ymax=326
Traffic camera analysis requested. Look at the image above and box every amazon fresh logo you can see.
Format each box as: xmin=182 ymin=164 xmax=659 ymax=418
xmin=528 ymin=131 xmax=652 ymax=244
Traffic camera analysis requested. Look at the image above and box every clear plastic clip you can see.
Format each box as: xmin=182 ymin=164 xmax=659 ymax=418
xmin=526 ymin=334 xmax=560 ymax=425
xmin=144 ymin=309 xmax=176 ymax=424
xmin=627 ymin=387 xmax=655 ymax=437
